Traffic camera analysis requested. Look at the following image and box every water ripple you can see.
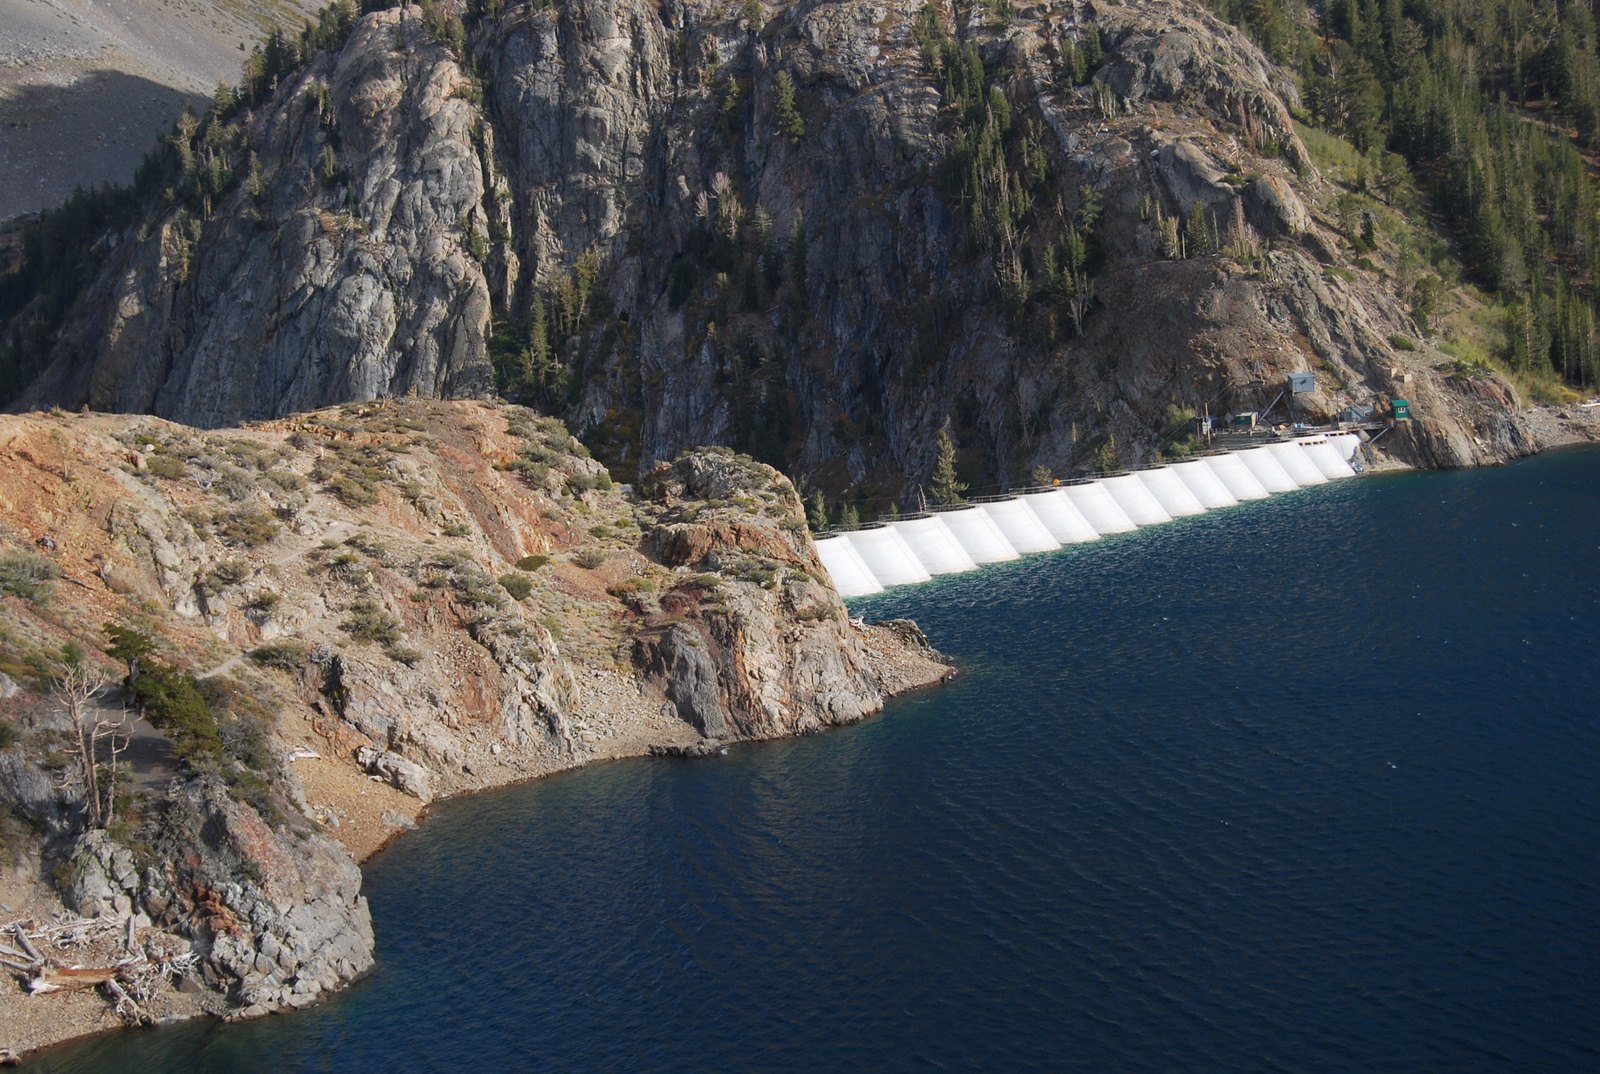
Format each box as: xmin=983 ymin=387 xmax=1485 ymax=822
xmin=27 ymin=449 xmax=1600 ymax=1074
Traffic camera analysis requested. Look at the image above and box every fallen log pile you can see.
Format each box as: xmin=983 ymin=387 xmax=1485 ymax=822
xmin=2 ymin=914 xmax=199 ymax=1026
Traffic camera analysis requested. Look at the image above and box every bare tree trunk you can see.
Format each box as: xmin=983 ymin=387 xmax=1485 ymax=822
xmin=92 ymin=712 xmax=131 ymax=829
xmin=56 ymin=663 xmax=110 ymax=828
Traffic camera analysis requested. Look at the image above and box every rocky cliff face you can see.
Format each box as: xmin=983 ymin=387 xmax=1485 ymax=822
xmin=6 ymin=0 xmax=1561 ymax=497
xmin=0 ymin=400 xmax=949 ymax=1050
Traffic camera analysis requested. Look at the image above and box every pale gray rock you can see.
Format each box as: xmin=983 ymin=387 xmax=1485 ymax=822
xmin=355 ymin=746 xmax=434 ymax=801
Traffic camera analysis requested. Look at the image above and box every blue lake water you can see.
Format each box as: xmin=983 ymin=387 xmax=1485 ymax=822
xmin=27 ymin=448 xmax=1600 ymax=1072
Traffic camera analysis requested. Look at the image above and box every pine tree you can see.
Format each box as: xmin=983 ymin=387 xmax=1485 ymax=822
xmin=1184 ymin=201 xmax=1213 ymax=258
xmin=929 ymin=429 xmax=967 ymax=504
xmin=807 ymin=490 xmax=828 ymax=530
xmin=774 ymin=70 xmax=804 ymax=144
xmin=1095 ymin=434 xmax=1118 ymax=474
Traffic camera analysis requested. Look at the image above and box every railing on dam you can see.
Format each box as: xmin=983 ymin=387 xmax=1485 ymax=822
xmin=812 ymin=433 xmax=1363 ymax=598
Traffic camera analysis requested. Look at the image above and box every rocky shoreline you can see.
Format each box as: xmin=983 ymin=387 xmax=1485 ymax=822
xmin=3 ymin=398 xmax=1594 ymax=1061
xmin=0 ymin=400 xmax=953 ymax=1060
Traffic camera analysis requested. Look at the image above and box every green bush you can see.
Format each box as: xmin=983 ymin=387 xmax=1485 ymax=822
xmin=325 ymin=474 xmax=379 ymax=506
xmin=248 ymin=640 xmax=309 ymax=670
xmin=145 ymin=455 xmax=187 ymax=479
xmin=205 ymin=559 xmax=251 ymax=589
xmin=245 ymin=590 xmax=280 ymax=614
xmin=1389 ymin=334 xmax=1417 ymax=351
xmin=105 ymin=624 xmax=222 ymax=762
xmin=342 ymin=599 xmax=403 ymax=646
xmin=262 ymin=468 xmax=307 ymax=493
xmin=574 ymin=548 xmax=607 ymax=569
xmin=499 ymin=573 xmax=534 ymax=601
xmin=0 ymin=718 xmax=16 ymax=749
xmin=213 ymin=510 xmax=280 ymax=547
xmin=515 ymin=555 xmax=550 ymax=571
xmin=0 ymin=552 xmax=60 ymax=601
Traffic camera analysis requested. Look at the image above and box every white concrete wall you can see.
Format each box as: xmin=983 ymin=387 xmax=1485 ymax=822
xmin=846 ymin=526 xmax=934 ymax=588
xmin=1063 ymin=482 xmax=1138 ymax=533
xmin=1268 ymin=442 xmax=1329 ymax=486
xmin=1171 ymin=458 xmax=1240 ymax=508
xmin=1137 ymin=468 xmax=1208 ymax=517
xmin=935 ymin=506 xmax=1021 ymax=563
xmin=1019 ymin=490 xmax=1100 ymax=544
xmin=1238 ymin=446 xmax=1301 ymax=492
xmin=892 ymin=515 xmax=979 ymax=575
xmin=822 ymin=440 xmax=1373 ymax=600
xmin=814 ymin=534 xmax=884 ymax=597
xmin=1297 ymin=438 xmax=1357 ymax=479
xmin=979 ymin=498 xmax=1061 ymax=554
xmin=1100 ymin=474 xmax=1174 ymax=526
xmin=1201 ymin=454 xmax=1270 ymax=500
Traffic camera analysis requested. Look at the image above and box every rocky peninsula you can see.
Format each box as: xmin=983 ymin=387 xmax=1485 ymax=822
xmin=0 ymin=399 xmax=950 ymax=1058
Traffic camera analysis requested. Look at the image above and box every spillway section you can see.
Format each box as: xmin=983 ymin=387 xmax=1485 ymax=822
xmin=1169 ymin=458 xmax=1240 ymax=508
xmin=977 ymin=498 xmax=1062 ymax=554
xmin=845 ymin=525 xmax=934 ymax=588
xmin=1064 ymin=482 xmax=1138 ymax=533
xmin=1100 ymin=474 xmax=1173 ymax=526
xmin=1136 ymin=467 xmax=1208 ymax=517
xmin=1200 ymin=454 xmax=1270 ymax=501
xmin=1296 ymin=437 xmax=1357 ymax=479
xmin=811 ymin=435 xmax=1373 ymax=595
xmin=1267 ymin=441 xmax=1329 ymax=486
xmin=814 ymin=534 xmax=883 ymax=598
xmin=891 ymin=515 xmax=978 ymax=575
xmin=1019 ymin=490 xmax=1100 ymax=544
xmin=934 ymin=505 xmax=1021 ymax=563
xmin=1238 ymin=446 xmax=1302 ymax=492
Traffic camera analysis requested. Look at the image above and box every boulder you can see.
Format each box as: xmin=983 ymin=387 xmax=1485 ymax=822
xmin=1244 ymin=173 xmax=1308 ymax=237
xmin=355 ymin=746 xmax=434 ymax=801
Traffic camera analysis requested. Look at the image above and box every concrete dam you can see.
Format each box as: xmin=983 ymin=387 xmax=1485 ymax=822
xmin=814 ymin=434 xmax=1364 ymax=598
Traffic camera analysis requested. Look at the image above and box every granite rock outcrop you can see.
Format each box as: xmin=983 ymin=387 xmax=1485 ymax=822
xmin=5 ymin=0 xmax=1565 ymax=493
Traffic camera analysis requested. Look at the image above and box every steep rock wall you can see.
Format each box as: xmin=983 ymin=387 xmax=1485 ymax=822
xmin=10 ymin=0 xmax=1550 ymax=487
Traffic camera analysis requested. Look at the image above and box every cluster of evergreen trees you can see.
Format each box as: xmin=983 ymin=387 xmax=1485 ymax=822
xmin=1206 ymin=0 xmax=1600 ymax=387
xmin=912 ymin=4 xmax=1105 ymax=339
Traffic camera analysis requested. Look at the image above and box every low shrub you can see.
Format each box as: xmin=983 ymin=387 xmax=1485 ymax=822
xmin=1388 ymin=334 xmax=1417 ymax=352
xmin=248 ymin=640 xmax=309 ymax=670
xmin=263 ymin=469 xmax=307 ymax=494
xmin=515 ymin=555 xmax=550 ymax=571
xmin=0 ymin=552 xmax=60 ymax=602
xmin=499 ymin=573 xmax=534 ymax=601
xmin=607 ymin=576 xmax=657 ymax=597
xmin=341 ymin=599 xmax=403 ymax=646
xmin=213 ymin=510 xmax=280 ymax=547
xmin=205 ymin=559 xmax=251 ymax=589
xmin=245 ymin=590 xmax=281 ymax=614
xmin=325 ymin=474 xmax=379 ymax=506
xmin=144 ymin=455 xmax=187 ymax=480
xmin=574 ymin=548 xmax=607 ymax=569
